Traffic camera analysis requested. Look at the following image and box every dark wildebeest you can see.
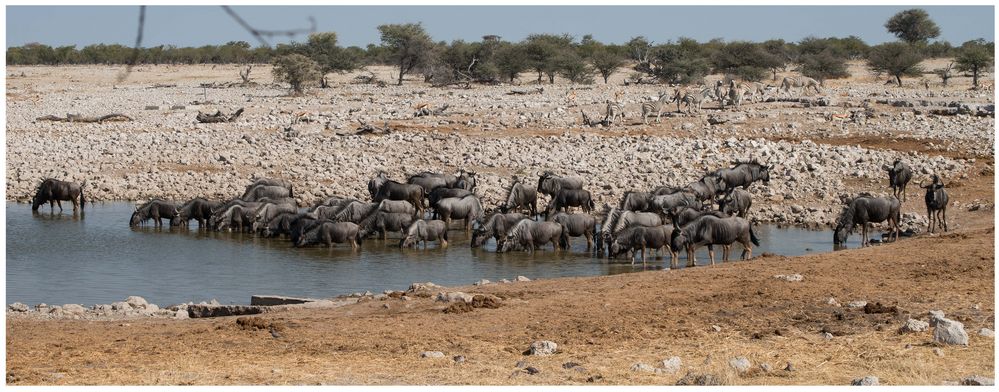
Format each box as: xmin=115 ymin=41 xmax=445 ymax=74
xmin=666 ymin=206 xmax=728 ymax=227
xmin=260 ymin=212 xmax=308 ymax=238
xmin=713 ymin=161 xmax=771 ymax=191
xmin=251 ymin=203 xmax=299 ymax=232
xmin=358 ymin=211 xmax=415 ymax=239
xmin=833 ymin=195 xmax=901 ymax=247
xmin=884 ymin=160 xmax=913 ymax=202
xmin=428 ymin=187 xmax=474 ymax=217
xmin=216 ymin=204 xmax=256 ymax=232
xmin=550 ymin=212 xmax=598 ymax=250
xmin=209 ymin=199 xmax=262 ymax=229
xmin=312 ymin=195 xmax=349 ymax=209
xmin=596 ymin=205 xmax=664 ymax=255
xmin=400 ymin=219 xmax=449 ymax=249
xmin=545 ymin=189 xmax=595 ymax=218
xmin=717 ymin=188 xmax=752 ymax=218
xmin=377 ymin=199 xmax=417 ymax=217
xmin=31 ymin=178 xmax=86 ymax=212
xmin=175 ymin=198 xmax=220 ymax=228
xmin=333 ymin=201 xmax=380 ymax=224
xmin=372 ymin=179 xmax=425 ymax=215
xmin=670 ymin=215 xmax=760 ymax=268
xmin=920 ymin=175 xmax=949 ymax=233
xmin=308 ymin=199 xmax=359 ymax=220
xmin=243 ymin=178 xmax=293 ymax=198
xmin=290 ymin=216 xmax=320 ymax=244
xmin=408 ymin=171 xmax=459 ymax=194
xmin=436 ymin=195 xmax=484 ymax=232
xmin=242 ymin=185 xmax=291 ymax=202
xmin=499 ymin=219 xmax=568 ymax=253
xmin=619 ymin=191 xmax=654 ymax=212
xmin=536 ymin=171 xmax=586 ymax=198
xmin=471 ymin=212 xmax=528 ymax=248
xmin=455 ymin=171 xmax=477 ymax=191
xmin=685 ymin=175 xmax=727 ymax=202
xmin=651 ymin=191 xmax=700 ymax=214
xmin=499 ymin=176 xmax=538 ymax=218
xmin=129 ymin=200 xmax=180 ymax=227
xmin=368 ymin=171 xmax=389 ymax=200
xmin=295 ymin=221 xmax=363 ymax=249
xmin=609 ymin=225 xmax=672 ymax=267
xmin=652 ymin=185 xmax=683 ymax=196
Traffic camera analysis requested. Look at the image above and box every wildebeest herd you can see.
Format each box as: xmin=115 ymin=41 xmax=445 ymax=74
xmin=30 ymin=158 xmax=951 ymax=268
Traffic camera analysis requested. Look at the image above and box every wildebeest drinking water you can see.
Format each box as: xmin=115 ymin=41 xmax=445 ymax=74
xmin=920 ymin=175 xmax=949 ymax=233
xmin=500 ymin=219 xmax=568 ymax=253
xmin=596 ymin=205 xmax=663 ymax=255
xmin=31 ymin=178 xmax=86 ymax=212
xmin=833 ymin=195 xmax=901 ymax=247
xmin=609 ymin=225 xmax=672 ymax=267
xmin=884 ymin=160 xmax=913 ymax=202
xmin=175 ymin=198 xmax=220 ymax=228
xmin=712 ymin=161 xmax=771 ymax=191
xmin=670 ymin=215 xmax=760 ymax=267
xmin=400 ymin=219 xmax=449 ymax=249
xmin=295 ymin=221 xmax=363 ymax=249
xmin=129 ymin=199 xmax=180 ymax=227
xmin=471 ymin=212 xmax=528 ymax=248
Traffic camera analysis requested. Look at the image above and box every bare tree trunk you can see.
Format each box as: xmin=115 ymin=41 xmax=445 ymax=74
xmin=973 ymin=68 xmax=980 ymax=89
xmin=398 ymin=60 xmax=405 ymax=86
xmin=895 ymin=75 xmax=903 ymax=87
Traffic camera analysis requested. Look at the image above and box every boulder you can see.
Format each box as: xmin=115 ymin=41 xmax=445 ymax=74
xmin=978 ymin=328 xmax=994 ymax=338
xmin=125 ymin=296 xmax=149 ymax=309
xmin=528 ymin=340 xmax=558 ymax=356
xmin=962 ymin=375 xmax=995 ymax=386
xmin=852 ymin=376 xmax=879 ymax=386
xmin=420 ymin=351 xmax=445 ymax=358
xmin=436 ymin=292 xmax=474 ymax=303
xmin=659 ymin=356 xmax=682 ymax=374
xmin=933 ymin=317 xmax=969 ymax=345
xmin=898 ymin=318 xmax=930 ymax=334
xmin=8 ymin=302 xmax=29 ymax=312
xmin=631 ymin=363 xmax=656 ymax=373
xmin=729 ymin=357 xmax=751 ymax=373
xmin=61 ymin=304 xmax=87 ymax=316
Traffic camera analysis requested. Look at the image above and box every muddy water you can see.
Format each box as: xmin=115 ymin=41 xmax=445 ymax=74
xmin=6 ymin=202 xmax=868 ymax=306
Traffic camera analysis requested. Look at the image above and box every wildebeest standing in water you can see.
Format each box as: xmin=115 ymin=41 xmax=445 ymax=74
xmin=670 ymin=215 xmax=760 ymax=268
xmin=545 ymin=189 xmax=595 ymax=218
xmin=832 ymin=195 xmax=901 ymax=247
xmin=920 ymin=175 xmax=949 ymax=233
xmin=129 ymin=199 xmax=181 ymax=227
xmin=884 ymin=160 xmax=913 ymax=202
xmin=499 ymin=219 xmax=568 ymax=253
xmin=31 ymin=178 xmax=86 ymax=212
xmin=295 ymin=221 xmax=363 ymax=249
xmin=471 ymin=212 xmax=528 ymax=248
xmin=175 ymin=198 xmax=220 ymax=228
xmin=550 ymin=212 xmax=598 ymax=250
xmin=400 ymin=219 xmax=449 ymax=249
xmin=499 ymin=176 xmax=538 ymax=218
xmin=609 ymin=225 xmax=671 ymax=267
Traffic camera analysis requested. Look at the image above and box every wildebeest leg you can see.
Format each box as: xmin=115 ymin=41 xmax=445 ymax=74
xmin=741 ymin=241 xmax=752 ymax=260
xmin=941 ymin=207 xmax=948 ymax=232
xmin=57 ymin=200 xmax=63 ymax=211
xmin=926 ymin=206 xmax=934 ymax=233
xmin=707 ymin=245 xmax=715 ymax=266
xmin=49 ymin=200 xmax=55 ymax=211
xmin=722 ymin=245 xmax=729 ymax=262
xmin=72 ymin=199 xmax=78 ymax=212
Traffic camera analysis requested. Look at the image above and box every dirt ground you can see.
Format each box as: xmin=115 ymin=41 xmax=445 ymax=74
xmin=5 ymin=59 xmax=995 ymax=385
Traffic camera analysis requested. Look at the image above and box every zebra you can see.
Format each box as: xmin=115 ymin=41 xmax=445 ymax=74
xmin=640 ymin=91 xmax=673 ymax=124
xmin=779 ymin=76 xmax=822 ymax=97
xmin=604 ymin=100 xmax=625 ymax=123
xmin=727 ymin=80 xmax=743 ymax=109
xmin=714 ymin=80 xmax=728 ymax=108
xmin=675 ymin=88 xmax=715 ymax=114
xmin=739 ymin=81 xmax=767 ymax=103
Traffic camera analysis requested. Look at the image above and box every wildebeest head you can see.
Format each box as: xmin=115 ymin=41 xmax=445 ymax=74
xmin=400 ymin=235 xmax=417 ymax=249
xmin=760 ymin=165 xmax=771 ymax=184
xmin=669 ymin=227 xmax=687 ymax=257
xmin=129 ymin=206 xmax=143 ymax=227
xmin=536 ymin=171 xmax=554 ymax=193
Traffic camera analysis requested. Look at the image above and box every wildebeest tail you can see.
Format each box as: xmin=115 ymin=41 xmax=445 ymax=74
xmin=749 ymin=225 xmax=760 ymax=247
xmin=79 ymin=181 xmax=86 ymax=210
xmin=558 ymin=224 xmax=570 ymax=250
xmin=587 ymin=196 xmax=595 ymax=212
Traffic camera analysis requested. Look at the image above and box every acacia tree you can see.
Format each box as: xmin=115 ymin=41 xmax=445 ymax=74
xmin=955 ymin=39 xmax=994 ymax=89
xmin=867 ymin=42 xmax=924 ymax=86
xmin=799 ymin=50 xmax=850 ymax=84
xmin=885 ymin=8 xmax=941 ymax=45
xmin=524 ymin=34 xmax=573 ymax=84
xmin=306 ymin=32 xmax=360 ymax=87
xmin=494 ymin=42 xmax=528 ymax=83
xmin=377 ymin=23 xmax=434 ymax=86
xmin=272 ymin=53 xmax=321 ymax=94
xmin=590 ymin=45 xmax=625 ymax=84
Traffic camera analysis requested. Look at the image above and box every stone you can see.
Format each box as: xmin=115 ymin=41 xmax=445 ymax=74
xmin=453 ymin=355 xmax=466 ymax=364
xmin=676 ymin=372 xmax=721 ymax=386
xmin=516 ymin=276 xmax=531 ymax=282
xmin=435 ymin=292 xmax=474 ymax=303
xmin=473 ymin=279 xmax=491 ymax=286
xmin=774 ymin=274 xmax=803 ymax=282
xmin=711 ymin=325 xmax=722 ymax=332
xmin=111 ymin=301 xmax=131 ymax=311
xmin=125 ymin=296 xmax=148 ymax=309
xmin=760 ymin=363 xmax=772 ymax=373
xmin=8 ymin=302 xmax=29 ymax=312
xmin=35 ymin=303 xmax=49 ymax=312
xmin=822 ymin=332 xmax=834 ymax=340
xmin=898 ymin=318 xmax=930 ymax=334
xmin=847 ymin=301 xmax=868 ymax=308
xmin=250 ymin=295 xmax=315 ymax=306
xmin=928 ymin=310 xmax=946 ymax=326
xmin=525 ymin=366 xmax=540 ymax=375
xmin=562 ymin=362 xmax=581 ymax=369
xmin=852 ymin=376 xmax=879 ymax=386
xmin=659 ymin=356 xmax=682 ymax=374
xmin=729 ymin=357 xmax=751 ymax=373
xmin=784 ymin=362 xmax=795 ymax=372
xmin=631 ymin=363 xmax=656 ymax=373
xmin=827 ymin=297 xmax=841 ymax=307
xmin=933 ymin=317 xmax=969 ymax=345
xmin=978 ymin=328 xmax=994 ymax=337
xmin=420 ymin=351 xmax=445 ymax=358
xmin=528 ymin=340 xmax=558 ymax=356
xmin=962 ymin=375 xmax=995 ymax=386
xmin=61 ymin=304 xmax=87 ymax=316
xmin=933 ymin=348 xmax=945 ymax=357
xmin=186 ymin=304 xmax=264 ymax=318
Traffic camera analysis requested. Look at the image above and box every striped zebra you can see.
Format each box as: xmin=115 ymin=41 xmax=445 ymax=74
xmin=604 ymin=100 xmax=625 ymax=123
xmin=727 ymin=80 xmax=743 ymax=109
xmin=779 ymin=76 xmax=822 ymax=97
xmin=739 ymin=81 xmax=767 ymax=102
xmin=675 ymin=87 xmax=715 ymax=114
xmin=714 ymin=80 xmax=728 ymax=108
xmin=640 ymin=91 xmax=673 ymax=124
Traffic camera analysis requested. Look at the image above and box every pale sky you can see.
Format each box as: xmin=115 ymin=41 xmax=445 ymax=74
xmin=6 ymin=5 xmax=995 ymax=48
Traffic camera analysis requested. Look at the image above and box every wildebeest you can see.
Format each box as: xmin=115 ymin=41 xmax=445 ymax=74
xmin=408 ymin=171 xmax=458 ymax=193
xmin=455 ymin=171 xmax=477 ymax=191
xmin=259 ymin=212 xmax=307 ymax=238
xmin=920 ymin=176 xmax=949 ymax=233
xmin=209 ymin=199 xmax=262 ymax=229
xmin=428 ymin=187 xmax=474 ymax=213
xmin=295 ymin=221 xmax=363 ymax=249
xmin=242 ymin=185 xmax=291 ymax=202
xmin=372 ymin=179 xmax=425 ymax=214
xmin=251 ymin=203 xmax=299 ymax=232
xmin=290 ymin=216 xmax=320 ymax=244
xmin=651 ymin=191 xmax=700 ymax=214
xmin=175 ymin=198 xmax=220 ymax=228
xmin=652 ymin=185 xmax=683 ymax=196
xmin=713 ymin=162 xmax=771 ymax=191
xmin=619 ymin=191 xmax=654 ymax=212
xmin=129 ymin=199 xmax=179 ymax=227
xmin=377 ymin=199 xmax=417 ymax=217
xmin=436 ymin=195 xmax=484 ymax=232
xmin=242 ymin=178 xmax=293 ymax=198
xmin=610 ymin=225 xmax=671 ymax=266
xmin=216 ymin=204 xmax=255 ymax=232
xmin=685 ymin=175 xmax=727 ymax=202
xmin=499 ymin=176 xmax=538 ymax=217
xmin=333 ymin=201 xmax=379 ymax=223
xmin=718 ymin=188 xmax=752 ymax=218
xmin=536 ymin=171 xmax=586 ymax=198
xmin=400 ymin=219 xmax=449 ymax=249
xmin=545 ymin=189 xmax=595 ymax=218
xmin=499 ymin=219 xmax=568 ymax=253
xmin=670 ymin=215 xmax=760 ymax=268
xmin=471 ymin=212 xmax=528 ymax=248
xmin=666 ymin=206 xmax=728 ymax=227
xmin=597 ymin=205 xmax=663 ymax=254
xmin=833 ymin=195 xmax=901 ymax=247
xmin=358 ymin=211 xmax=415 ymax=239
xmin=311 ymin=195 xmax=348 ymax=209
xmin=550 ymin=212 xmax=597 ymax=250
xmin=368 ymin=171 xmax=389 ymax=200
xmin=308 ymin=198 xmax=359 ymax=220
xmin=31 ymin=178 xmax=86 ymax=212
xmin=884 ymin=160 xmax=913 ymax=202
